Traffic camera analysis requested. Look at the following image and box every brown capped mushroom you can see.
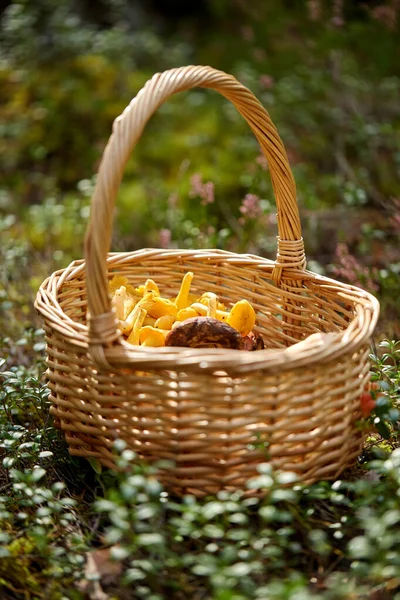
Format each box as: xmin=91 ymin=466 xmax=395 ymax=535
xmin=165 ymin=317 xmax=242 ymax=349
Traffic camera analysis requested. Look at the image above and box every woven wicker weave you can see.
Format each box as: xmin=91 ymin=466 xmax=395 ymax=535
xmin=35 ymin=65 xmax=379 ymax=496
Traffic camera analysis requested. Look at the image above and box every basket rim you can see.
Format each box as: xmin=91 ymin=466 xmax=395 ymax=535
xmin=35 ymin=248 xmax=380 ymax=375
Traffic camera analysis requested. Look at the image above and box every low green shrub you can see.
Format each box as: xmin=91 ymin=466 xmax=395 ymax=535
xmin=1 ymin=2 xmax=400 ymax=597
xmin=0 ymin=334 xmax=399 ymax=599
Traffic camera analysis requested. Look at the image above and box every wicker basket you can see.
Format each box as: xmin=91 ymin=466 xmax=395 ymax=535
xmin=35 ymin=65 xmax=379 ymax=497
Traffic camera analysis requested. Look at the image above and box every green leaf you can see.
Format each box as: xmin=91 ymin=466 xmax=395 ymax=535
xmin=276 ymin=471 xmax=298 ymax=486
xmin=110 ymin=545 xmax=131 ymax=561
xmin=33 ymin=342 xmax=46 ymax=352
xmin=374 ymin=419 xmax=391 ymax=440
xmin=31 ymin=467 xmax=46 ymax=482
xmin=202 ymin=501 xmax=225 ymax=520
xmin=224 ymin=562 xmax=253 ymax=577
xmin=88 ymin=457 xmax=102 ymax=474
xmin=2 ymin=457 xmax=15 ymax=468
xmin=202 ymin=524 xmax=224 ymax=538
xmin=376 ymin=395 xmax=390 ymax=408
xmin=94 ymin=499 xmax=116 ymax=512
xmin=136 ymin=533 xmax=164 ymax=546
xmin=379 ymin=381 xmax=391 ymax=391
xmin=124 ymin=568 xmax=145 ymax=582
xmin=348 ymin=536 xmax=370 ymax=559
xmin=388 ymin=409 xmax=400 ymax=422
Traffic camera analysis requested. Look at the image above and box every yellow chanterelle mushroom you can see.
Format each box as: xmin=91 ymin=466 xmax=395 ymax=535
xmin=226 ymin=299 xmax=256 ymax=337
xmin=126 ymin=307 xmax=147 ymax=345
xmin=190 ymin=302 xmax=228 ymax=322
xmin=109 ymin=276 xmax=140 ymax=301
xmin=205 ymin=293 xmax=217 ymax=318
xmin=109 ymin=275 xmax=128 ymax=292
xmin=198 ymin=292 xmax=226 ymax=312
xmin=143 ymin=316 xmax=157 ymax=327
xmin=144 ymin=278 xmax=160 ymax=296
xmin=154 ymin=314 xmax=175 ymax=329
xmin=176 ymin=307 xmax=198 ymax=321
xmin=139 ymin=326 xmax=166 ymax=347
xmin=175 ymin=272 xmax=194 ymax=310
xmin=112 ymin=286 xmax=136 ymax=321
xmin=137 ymin=292 xmax=178 ymax=319
xmin=111 ymin=270 xmax=259 ymax=348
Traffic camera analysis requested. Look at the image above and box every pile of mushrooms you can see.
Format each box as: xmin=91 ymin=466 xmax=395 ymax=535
xmin=109 ymin=272 xmax=264 ymax=351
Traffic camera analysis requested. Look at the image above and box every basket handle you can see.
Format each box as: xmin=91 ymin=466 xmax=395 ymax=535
xmin=84 ymin=65 xmax=306 ymax=351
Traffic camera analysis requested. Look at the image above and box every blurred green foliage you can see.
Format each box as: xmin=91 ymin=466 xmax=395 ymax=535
xmin=0 ymin=333 xmax=399 ymax=598
xmin=1 ymin=0 xmax=399 ymax=339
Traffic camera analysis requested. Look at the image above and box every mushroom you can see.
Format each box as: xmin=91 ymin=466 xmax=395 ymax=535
xmin=198 ymin=292 xmax=226 ymax=312
xmin=143 ymin=278 xmax=160 ymax=296
xmin=109 ymin=276 xmax=141 ymax=301
xmin=190 ymin=302 xmax=229 ymax=322
xmin=239 ymin=331 xmax=265 ymax=351
xmin=143 ymin=316 xmax=157 ymax=327
xmin=154 ymin=314 xmax=175 ymax=329
xmin=174 ymin=271 xmax=194 ymax=310
xmin=126 ymin=307 xmax=147 ymax=345
xmin=176 ymin=307 xmax=199 ymax=321
xmin=119 ymin=303 xmax=137 ymax=335
xmin=138 ymin=292 xmax=178 ymax=319
xmin=109 ymin=274 xmax=128 ymax=292
xmin=227 ymin=300 xmax=256 ymax=337
xmin=139 ymin=326 xmax=166 ymax=347
xmin=135 ymin=278 xmax=160 ymax=296
xmin=111 ymin=285 xmax=136 ymax=321
xmin=165 ymin=317 xmax=242 ymax=349
xmin=206 ymin=293 xmax=217 ymax=318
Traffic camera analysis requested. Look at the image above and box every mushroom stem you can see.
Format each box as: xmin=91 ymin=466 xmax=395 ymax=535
xmin=175 ymin=272 xmax=194 ymax=310
xmin=126 ymin=307 xmax=147 ymax=345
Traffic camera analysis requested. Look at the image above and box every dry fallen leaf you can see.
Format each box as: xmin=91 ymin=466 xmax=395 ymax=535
xmin=77 ymin=547 xmax=123 ymax=600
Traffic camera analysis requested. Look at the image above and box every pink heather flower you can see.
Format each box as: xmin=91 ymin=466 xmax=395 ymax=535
xmin=390 ymin=213 xmax=400 ymax=232
xmin=332 ymin=243 xmax=379 ymax=292
xmin=331 ymin=16 xmax=344 ymax=27
xmin=307 ymin=0 xmax=321 ymax=21
xmin=168 ymin=193 xmax=178 ymax=209
xmin=159 ymin=228 xmax=171 ymax=249
xmin=241 ymin=26 xmax=254 ymax=42
xmin=332 ymin=0 xmax=344 ymax=27
xmin=256 ymin=151 xmax=269 ymax=170
xmin=371 ymin=4 xmax=399 ymax=30
xmin=189 ymin=174 xmax=203 ymax=198
xmin=259 ymin=74 xmax=274 ymax=89
xmin=389 ymin=197 xmax=400 ymax=231
xmin=253 ymin=48 xmax=267 ymax=62
xmin=392 ymin=197 xmax=400 ymax=209
xmin=189 ymin=173 xmax=215 ymax=206
xmin=202 ymin=181 xmax=215 ymax=206
xmin=239 ymin=194 xmax=262 ymax=219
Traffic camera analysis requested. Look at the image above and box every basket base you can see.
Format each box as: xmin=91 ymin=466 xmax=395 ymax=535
xmin=51 ymin=405 xmax=366 ymax=497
